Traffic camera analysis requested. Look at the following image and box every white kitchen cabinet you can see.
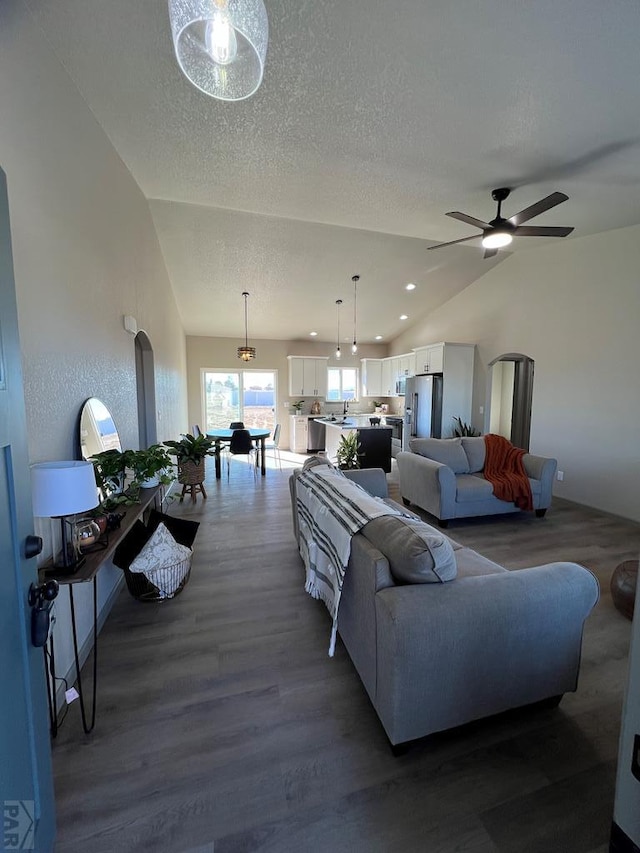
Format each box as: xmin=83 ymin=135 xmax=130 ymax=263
xmin=380 ymin=359 xmax=393 ymax=396
xmin=287 ymin=356 xmax=329 ymax=397
xmin=361 ymin=359 xmax=383 ymax=398
xmin=289 ymin=415 xmax=309 ymax=452
xmin=413 ymin=343 xmax=444 ymax=374
xmin=399 ymin=353 xmax=415 ymax=378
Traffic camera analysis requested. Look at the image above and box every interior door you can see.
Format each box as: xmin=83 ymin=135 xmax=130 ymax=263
xmin=0 ymin=168 xmax=56 ymax=850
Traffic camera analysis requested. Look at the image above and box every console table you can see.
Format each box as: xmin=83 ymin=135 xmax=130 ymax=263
xmin=40 ymin=485 xmax=163 ymax=735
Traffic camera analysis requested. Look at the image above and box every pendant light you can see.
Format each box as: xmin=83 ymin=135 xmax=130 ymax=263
xmin=351 ymin=275 xmax=360 ymax=354
xmin=335 ymin=299 xmax=343 ymax=360
xmin=168 ymin=0 xmax=269 ymax=102
xmin=237 ymin=291 xmax=256 ymax=361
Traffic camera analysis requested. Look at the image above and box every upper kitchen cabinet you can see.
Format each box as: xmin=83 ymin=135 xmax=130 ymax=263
xmin=361 ymin=359 xmax=383 ymax=398
xmin=413 ymin=343 xmax=445 ymax=375
xmin=287 ymin=356 xmax=329 ymax=397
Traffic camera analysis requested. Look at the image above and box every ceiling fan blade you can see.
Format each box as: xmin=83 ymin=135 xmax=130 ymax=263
xmin=508 ymin=192 xmax=569 ymax=226
xmin=515 ymin=225 xmax=575 ymax=237
xmin=446 ymin=211 xmax=491 ymax=230
xmin=427 ymin=235 xmax=479 ymax=251
xmin=483 ymin=248 xmax=498 ymax=259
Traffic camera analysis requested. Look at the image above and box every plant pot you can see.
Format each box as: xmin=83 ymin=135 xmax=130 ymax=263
xmin=178 ymin=460 xmax=206 ymax=485
xmin=139 ymin=475 xmax=160 ymax=488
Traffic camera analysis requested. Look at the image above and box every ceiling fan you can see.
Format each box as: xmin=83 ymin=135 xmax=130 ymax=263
xmin=427 ymin=187 xmax=574 ymax=259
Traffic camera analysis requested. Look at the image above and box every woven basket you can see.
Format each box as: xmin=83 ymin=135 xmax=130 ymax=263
xmin=123 ymin=554 xmax=192 ymax=603
xmin=177 ymin=460 xmax=205 ymax=485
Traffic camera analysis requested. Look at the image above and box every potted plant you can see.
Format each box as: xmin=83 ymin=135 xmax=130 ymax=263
xmin=163 ymin=432 xmax=216 ymax=486
xmin=372 ymin=400 xmax=383 ymax=413
xmin=90 ymin=449 xmax=129 ymax=500
xmin=292 ymin=400 xmax=305 ymax=413
xmin=128 ymin=444 xmax=174 ymax=489
xmin=452 ymin=416 xmax=481 ymax=437
xmin=335 ymin=431 xmax=362 ymax=470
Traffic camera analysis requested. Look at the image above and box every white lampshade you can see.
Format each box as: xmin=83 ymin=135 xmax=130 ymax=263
xmin=31 ymin=461 xmax=99 ymax=518
xmin=168 ymin=0 xmax=268 ymax=102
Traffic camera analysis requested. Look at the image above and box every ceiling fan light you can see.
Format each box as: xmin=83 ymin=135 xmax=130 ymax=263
xmin=482 ymin=230 xmax=513 ymax=249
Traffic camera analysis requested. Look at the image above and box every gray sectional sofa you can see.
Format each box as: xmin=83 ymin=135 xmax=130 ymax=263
xmin=290 ymin=466 xmax=598 ymax=748
xmin=397 ymin=436 xmax=557 ymax=527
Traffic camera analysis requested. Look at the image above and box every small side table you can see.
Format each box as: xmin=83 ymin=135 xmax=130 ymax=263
xmin=611 ymin=560 xmax=638 ymax=621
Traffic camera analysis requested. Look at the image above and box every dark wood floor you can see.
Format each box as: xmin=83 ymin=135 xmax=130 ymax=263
xmin=51 ymin=454 xmax=640 ymax=852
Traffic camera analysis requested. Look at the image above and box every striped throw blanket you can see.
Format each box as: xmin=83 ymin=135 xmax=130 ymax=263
xmin=296 ymin=467 xmax=402 ymax=656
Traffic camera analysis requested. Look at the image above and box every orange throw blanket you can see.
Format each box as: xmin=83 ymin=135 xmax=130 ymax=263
xmin=483 ymin=434 xmax=533 ymax=511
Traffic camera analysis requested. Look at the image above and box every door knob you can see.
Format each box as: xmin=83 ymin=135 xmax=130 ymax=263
xmin=25 ymin=534 xmax=43 ymax=559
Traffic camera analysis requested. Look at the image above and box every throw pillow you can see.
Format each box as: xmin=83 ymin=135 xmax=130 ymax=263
xmin=147 ymin=509 xmax=200 ymax=549
xmin=361 ymin=515 xmax=457 ymax=584
xmin=112 ymin=520 xmax=153 ymax=570
xmin=409 ymin=437 xmax=470 ymax=474
xmin=461 ymin=437 xmax=486 ymax=473
xmin=129 ymin=522 xmax=192 ymax=597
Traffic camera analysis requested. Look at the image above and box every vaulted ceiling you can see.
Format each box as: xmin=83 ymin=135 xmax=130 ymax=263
xmin=25 ymin=0 xmax=640 ymax=342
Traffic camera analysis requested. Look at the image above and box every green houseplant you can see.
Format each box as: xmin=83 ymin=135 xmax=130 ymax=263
xmin=452 ymin=416 xmax=481 ymax=437
xmin=335 ymin=431 xmax=362 ymax=470
xmin=128 ymin=444 xmax=174 ymax=489
xmin=164 ymin=433 xmax=216 ymax=486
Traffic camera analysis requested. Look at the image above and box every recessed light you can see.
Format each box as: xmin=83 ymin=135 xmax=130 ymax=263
xmin=375 ymin=335 xmax=383 ymax=340
xmin=405 ymin=283 xmax=416 ymax=291
xmin=309 ymin=331 xmax=318 ymax=336
xmin=400 ymin=314 xmax=408 ymax=320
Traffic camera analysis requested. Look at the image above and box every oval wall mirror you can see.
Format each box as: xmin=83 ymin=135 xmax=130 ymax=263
xmin=79 ymin=398 xmax=122 ymax=459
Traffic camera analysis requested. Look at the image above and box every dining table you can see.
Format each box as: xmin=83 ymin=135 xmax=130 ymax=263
xmin=206 ymin=428 xmax=272 ymax=479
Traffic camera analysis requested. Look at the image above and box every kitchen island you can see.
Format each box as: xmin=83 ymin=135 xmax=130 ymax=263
xmin=319 ymin=417 xmax=393 ymax=472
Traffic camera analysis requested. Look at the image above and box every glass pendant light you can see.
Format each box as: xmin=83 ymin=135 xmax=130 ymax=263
xmin=335 ymin=299 xmax=342 ymax=360
xmin=351 ymin=275 xmax=360 ymax=355
xmin=168 ymin=0 xmax=268 ymax=102
xmin=237 ymin=291 xmax=256 ymax=361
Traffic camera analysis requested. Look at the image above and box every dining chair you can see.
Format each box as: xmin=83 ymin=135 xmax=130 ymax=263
xmin=227 ymin=428 xmax=257 ymax=480
xmin=192 ymin=424 xmax=202 ymax=437
xmin=229 ymin=421 xmax=245 ymax=430
xmin=264 ymin=423 xmax=282 ymax=470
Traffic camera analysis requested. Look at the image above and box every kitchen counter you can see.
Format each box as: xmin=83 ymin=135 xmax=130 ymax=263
xmin=318 ymin=416 xmax=392 ymax=430
xmin=323 ymin=418 xmax=392 ymax=472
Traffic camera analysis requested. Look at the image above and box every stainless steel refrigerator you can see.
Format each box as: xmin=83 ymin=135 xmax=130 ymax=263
xmin=403 ymin=374 xmax=444 ymax=448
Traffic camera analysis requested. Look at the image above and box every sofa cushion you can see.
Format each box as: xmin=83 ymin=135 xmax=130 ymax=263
xmin=409 ymin=438 xmax=470 ymax=474
xmin=456 ymin=473 xmax=542 ymax=503
xmin=455 ymin=473 xmax=496 ymax=502
xmin=361 ymin=515 xmax=457 ymax=584
xmin=461 ymin=437 xmax=486 ymax=473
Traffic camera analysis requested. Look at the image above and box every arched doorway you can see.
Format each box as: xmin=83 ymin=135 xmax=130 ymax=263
xmin=486 ymin=353 xmax=534 ymax=450
xmin=135 ymin=331 xmax=157 ymax=448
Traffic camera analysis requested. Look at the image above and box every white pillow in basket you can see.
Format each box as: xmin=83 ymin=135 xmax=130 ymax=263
xmin=129 ymin=522 xmax=191 ymax=597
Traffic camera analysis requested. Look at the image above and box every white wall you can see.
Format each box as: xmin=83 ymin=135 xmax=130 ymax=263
xmin=0 ymin=2 xmax=188 ymax=682
xmin=391 ymin=226 xmax=640 ymax=521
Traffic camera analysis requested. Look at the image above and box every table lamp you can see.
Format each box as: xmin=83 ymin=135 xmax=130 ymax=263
xmin=31 ymin=461 xmax=99 ymax=575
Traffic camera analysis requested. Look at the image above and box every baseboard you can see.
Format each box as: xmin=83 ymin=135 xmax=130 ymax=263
xmin=54 ymin=573 xmax=125 ymax=712
xmin=610 ymin=821 xmax=640 ymax=853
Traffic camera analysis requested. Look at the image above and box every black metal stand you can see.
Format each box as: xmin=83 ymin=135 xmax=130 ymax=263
xmin=68 ymin=578 xmax=98 ymax=734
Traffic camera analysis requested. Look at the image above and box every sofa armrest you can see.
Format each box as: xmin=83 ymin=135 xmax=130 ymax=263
xmin=343 ymin=467 xmax=389 ymax=498
xmin=373 ymin=562 xmax=599 ymax=743
xmin=396 ymin=451 xmax=456 ymax=520
xmin=524 ymin=454 xmax=557 ymax=508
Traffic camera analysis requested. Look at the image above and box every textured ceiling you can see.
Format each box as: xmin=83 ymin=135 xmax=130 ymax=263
xmin=24 ymin=0 xmax=640 ymax=340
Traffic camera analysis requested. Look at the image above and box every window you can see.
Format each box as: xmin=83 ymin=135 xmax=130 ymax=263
xmin=202 ymin=370 xmax=277 ymax=432
xmin=326 ymin=367 xmax=358 ymax=402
